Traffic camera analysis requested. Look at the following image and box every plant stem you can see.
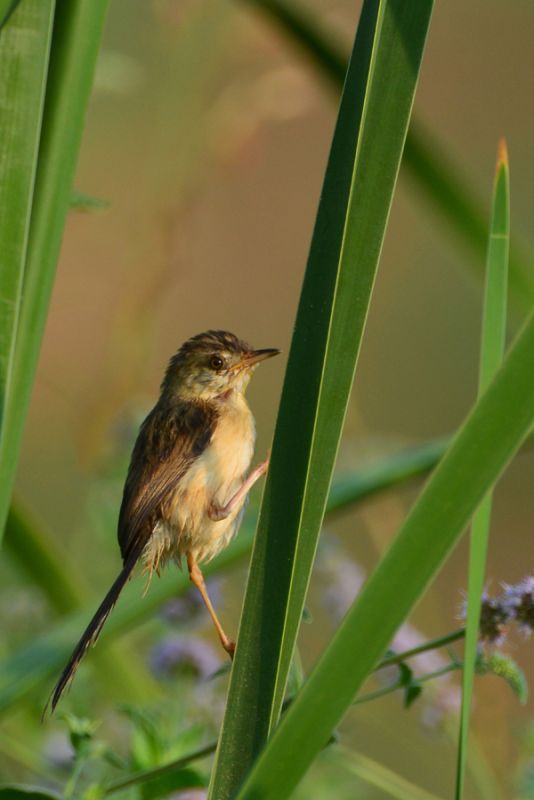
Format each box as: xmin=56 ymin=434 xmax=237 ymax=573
xmin=354 ymin=662 xmax=462 ymax=706
xmin=376 ymin=628 xmax=465 ymax=670
xmin=104 ymin=741 xmax=217 ymax=796
xmin=63 ymin=741 xmax=90 ymax=799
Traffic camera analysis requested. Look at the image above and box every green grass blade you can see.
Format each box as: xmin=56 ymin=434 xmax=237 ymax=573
xmin=0 ymin=0 xmax=109 ymax=545
xmin=403 ymin=124 xmax=530 ymax=310
xmin=246 ymin=0 xmax=534 ymax=311
xmin=4 ymin=501 xmax=88 ymax=614
xmin=335 ymin=746 xmax=445 ymax=800
xmin=0 ymin=0 xmax=54 ymax=434
xmin=234 ymin=310 xmax=534 ymax=800
xmin=455 ymin=140 xmax=510 ymax=799
xmin=70 ymin=189 xmax=110 ymax=211
xmin=327 ymin=435 xmax=449 ymax=514
xmin=0 ymin=438 xmax=445 ymax=712
xmin=0 ymin=0 xmax=22 ymax=28
xmin=209 ymin=3 xmax=434 ymax=797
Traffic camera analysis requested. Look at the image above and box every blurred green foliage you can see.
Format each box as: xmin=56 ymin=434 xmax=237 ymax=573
xmin=0 ymin=1 xmax=533 ymax=800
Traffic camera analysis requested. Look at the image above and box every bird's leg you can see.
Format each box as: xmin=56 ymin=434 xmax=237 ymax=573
xmin=187 ymin=552 xmax=235 ymax=658
xmin=208 ymin=456 xmax=269 ymax=522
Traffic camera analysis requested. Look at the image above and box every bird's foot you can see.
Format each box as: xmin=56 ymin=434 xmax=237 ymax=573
xmin=223 ymin=638 xmax=236 ymax=659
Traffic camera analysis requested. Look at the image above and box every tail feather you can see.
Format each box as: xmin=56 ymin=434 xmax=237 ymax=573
xmin=44 ymin=553 xmax=139 ymax=716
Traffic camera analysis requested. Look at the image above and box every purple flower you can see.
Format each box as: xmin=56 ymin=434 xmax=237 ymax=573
xmin=149 ymin=636 xmax=220 ymax=679
xmin=43 ymin=733 xmax=75 ymax=770
xmin=459 ymin=591 xmax=510 ymax=644
xmin=478 ymin=592 xmax=511 ymax=643
xmin=501 ymin=577 xmax=534 ymax=636
xmin=318 ymin=537 xmax=365 ymax=622
xmin=323 ymin=559 xmax=365 ymax=621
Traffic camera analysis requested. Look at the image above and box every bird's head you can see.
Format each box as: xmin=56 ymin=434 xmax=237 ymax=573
xmin=161 ymin=330 xmax=279 ymax=402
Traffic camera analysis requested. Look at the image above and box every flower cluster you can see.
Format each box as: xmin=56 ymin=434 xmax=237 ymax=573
xmin=461 ymin=576 xmax=534 ymax=643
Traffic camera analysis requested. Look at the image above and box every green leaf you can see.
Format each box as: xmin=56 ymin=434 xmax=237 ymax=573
xmin=0 ymin=0 xmax=109 ymax=545
xmin=397 ymin=662 xmax=422 ymax=708
xmin=4 ymin=500 xmax=88 ymax=614
xmin=0 ymin=789 xmax=60 ymax=800
xmin=0 ymin=0 xmax=54 ymax=442
xmin=327 ymin=436 xmax=449 ymax=514
xmin=233 ymin=311 xmax=534 ymax=800
xmin=0 ymin=0 xmax=22 ymax=29
xmin=456 ymin=139 xmax=510 ymax=800
xmin=61 ymin=711 xmax=99 ymax=753
xmin=70 ymin=189 xmax=110 ymax=211
xmin=209 ymin=2 xmax=434 ymax=797
xmin=335 ymin=746 xmax=445 ymax=800
xmin=247 ymin=0 xmax=534 ymax=311
xmin=104 ymin=743 xmax=216 ymax=797
xmin=139 ymin=769 xmax=205 ymax=800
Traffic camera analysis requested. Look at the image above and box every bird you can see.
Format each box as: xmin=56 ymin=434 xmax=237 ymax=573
xmin=46 ymin=330 xmax=279 ymax=713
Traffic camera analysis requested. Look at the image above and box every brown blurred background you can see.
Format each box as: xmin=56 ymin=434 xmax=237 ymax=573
xmin=6 ymin=1 xmax=534 ymax=797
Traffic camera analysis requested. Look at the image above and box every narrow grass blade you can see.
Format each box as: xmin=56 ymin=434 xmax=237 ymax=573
xmin=455 ymin=140 xmax=510 ymax=799
xmin=4 ymin=501 xmax=89 ymax=614
xmin=335 ymin=746 xmax=445 ymax=800
xmin=0 ymin=437 xmax=445 ymax=713
xmin=104 ymin=743 xmax=217 ymax=796
xmin=246 ymin=0 xmax=534 ymax=311
xmin=0 ymin=0 xmax=109 ymax=545
xmin=403 ymin=124 xmax=530 ymax=309
xmin=327 ymin=436 xmax=449 ymax=514
xmin=0 ymin=0 xmax=22 ymax=28
xmin=0 ymin=1 xmax=54 ymax=433
xmin=209 ymin=3 xmax=434 ymax=798
xmin=234 ymin=311 xmax=534 ymax=800
xmin=70 ymin=189 xmax=110 ymax=211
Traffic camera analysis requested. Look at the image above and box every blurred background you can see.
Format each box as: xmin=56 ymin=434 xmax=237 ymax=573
xmin=1 ymin=1 xmax=533 ymax=797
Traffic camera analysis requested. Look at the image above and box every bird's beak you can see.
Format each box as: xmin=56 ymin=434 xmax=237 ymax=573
xmin=241 ymin=348 xmax=280 ymax=368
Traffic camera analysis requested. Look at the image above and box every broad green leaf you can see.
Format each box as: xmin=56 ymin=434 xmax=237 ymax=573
xmin=0 ymin=0 xmax=54 ymax=437
xmin=137 ymin=768 xmax=205 ymax=800
xmin=0 ymin=0 xmax=22 ymax=28
xmin=0 ymin=439 xmax=446 ymax=712
xmin=246 ymin=0 xmax=534 ymax=310
xmin=235 ymin=310 xmax=534 ymax=800
xmin=209 ymin=2 xmax=434 ymax=797
xmin=0 ymin=789 xmax=60 ymax=800
xmin=4 ymin=501 xmax=88 ymax=614
xmin=0 ymin=0 xmax=110 ymax=544
xmin=456 ymin=139 xmax=510 ymax=799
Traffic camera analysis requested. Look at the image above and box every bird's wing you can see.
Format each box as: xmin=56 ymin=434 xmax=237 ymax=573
xmin=118 ymin=399 xmax=218 ymax=562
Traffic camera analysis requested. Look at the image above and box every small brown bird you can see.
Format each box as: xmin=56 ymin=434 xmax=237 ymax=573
xmin=47 ymin=330 xmax=278 ymax=712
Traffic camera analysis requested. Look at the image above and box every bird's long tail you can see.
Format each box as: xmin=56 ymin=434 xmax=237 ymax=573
xmin=45 ymin=552 xmax=140 ymax=715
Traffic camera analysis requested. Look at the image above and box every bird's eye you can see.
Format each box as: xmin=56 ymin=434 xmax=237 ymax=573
xmin=210 ymin=355 xmax=224 ymax=371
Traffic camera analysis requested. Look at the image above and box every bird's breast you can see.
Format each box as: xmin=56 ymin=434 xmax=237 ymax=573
xmin=163 ymin=396 xmax=256 ymax=560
